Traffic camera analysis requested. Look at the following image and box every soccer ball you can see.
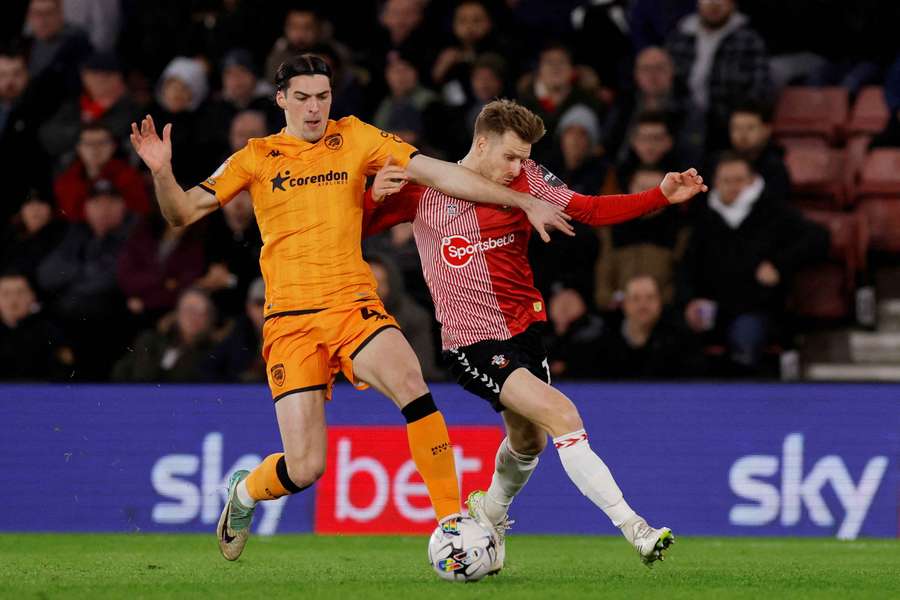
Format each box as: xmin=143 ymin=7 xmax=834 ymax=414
xmin=427 ymin=516 xmax=497 ymax=582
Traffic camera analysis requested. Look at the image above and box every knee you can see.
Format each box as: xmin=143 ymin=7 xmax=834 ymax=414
xmin=284 ymin=455 xmax=325 ymax=490
xmin=508 ymin=428 xmax=548 ymax=457
xmin=394 ymin=366 xmax=429 ymax=404
xmin=548 ymin=402 xmax=584 ymax=438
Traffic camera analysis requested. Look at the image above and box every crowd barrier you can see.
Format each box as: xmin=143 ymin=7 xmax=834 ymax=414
xmin=2 ymin=383 xmax=897 ymax=539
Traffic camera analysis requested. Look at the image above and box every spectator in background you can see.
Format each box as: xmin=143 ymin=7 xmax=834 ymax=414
xmin=0 ymin=188 xmax=65 ymax=285
xmin=432 ymin=0 xmax=506 ymax=108
xmin=728 ymin=101 xmax=790 ymax=202
xmin=0 ymin=271 xmax=72 ymax=380
xmin=229 ymin=109 xmax=269 ymax=153
xmin=667 ymin=0 xmax=771 ymax=152
xmin=151 ymin=56 xmax=226 ymax=185
xmin=201 ymin=276 xmax=266 ymax=383
xmin=520 ymin=41 xmax=602 ymax=164
xmin=367 ymin=0 xmax=431 ymax=79
xmin=117 ymin=208 xmax=206 ymax=329
xmin=264 ymin=5 xmax=326 ymax=82
xmin=604 ymin=46 xmax=693 ymax=165
xmin=374 ymin=50 xmax=441 ymax=150
xmin=210 ymin=48 xmax=279 ymax=134
xmin=678 ymin=152 xmax=828 ymax=373
xmin=53 ymin=122 xmax=149 ymax=221
xmin=0 ymin=44 xmax=52 ymax=222
xmin=368 ymin=253 xmax=442 ymax=381
xmin=463 ymin=53 xmax=506 ymax=136
xmin=544 ymin=287 xmax=605 ymax=379
xmin=596 ymin=274 xmax=705 ymax=379
xmin=37 ymin=178 xmax=135 ymax=379
xmin=38 ymin=51 xmax=137 ymax=162
xmin=595 ymin=167 xmax=686 ymax=309
xmin=196 ymin=190 xmax=262 ymax=319
xmin=112 ymin=287 xmax=217 ymax=382
xmin=309 ymin=42 xmax=366 ymax=120
xmin=23 ymin=0 xmax=92 ymax=100
xmin=554 ymin=104 xmax=607 ymax=194
xmin=63 ymin=0 xmax=121 ymax=53
xmin=613 ymin=111 xmax=679 ymax=191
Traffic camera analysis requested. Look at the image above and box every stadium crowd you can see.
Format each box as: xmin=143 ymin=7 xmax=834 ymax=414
xmin=1 ymin=0 xmax=899 ymax=382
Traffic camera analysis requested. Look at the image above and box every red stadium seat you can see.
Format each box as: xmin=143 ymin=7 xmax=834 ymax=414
xmin=844 ymin=135 xmax=871 ymax=200
xmin=785 ymin=146 xmax=846 ymax=208
xmin=773 ymin=86 xmax=849 ymax=142
xmin=856 ymin=148 xmax=900 ymax=199
xmin=857 ymin=198 xmax=900 ymax=253
xmin=846 ymin=86 xmax=889 ymax=136
xmin=790 ymin=210 xmax=868 ymax=319
xmin=777 ymin=136 xmax=829 ymax=154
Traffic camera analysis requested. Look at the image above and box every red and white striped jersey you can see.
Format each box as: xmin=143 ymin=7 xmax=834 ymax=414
xmin=363 ymin=159 xmax=668 ymax=349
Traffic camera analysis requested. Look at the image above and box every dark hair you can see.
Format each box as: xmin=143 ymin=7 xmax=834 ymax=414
xmin=715 ymin=149 xmax=754 ymax=173
xmin=634 ymin=110 xmax=672 ymax=134
xmin=630 ymin=165 xmax=665 ymax=185
xmin=80 ymin=121 xmax=114 ymax=138
xmin=539 ymin=40 xmax=572 ymax=62
xmin=730 ymin=100 xmax=773 ymax=124
xmin=274 ymin=53 xmax=332 ymax=92
xmin=0 ymin=40 xmax=26 ymax=61
xmin=474 ymin=99 xmax=545 ymax=144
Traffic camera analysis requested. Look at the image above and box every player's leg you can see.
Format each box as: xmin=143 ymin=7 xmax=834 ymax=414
xmin=218 ymin=388 xmax=328 ymax=560
xmin=351 ymin=326 xmax=461 ymax=522
xmin=499 ymin=369 xmax=674 ymax=565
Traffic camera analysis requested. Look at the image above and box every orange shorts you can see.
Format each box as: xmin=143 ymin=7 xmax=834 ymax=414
xmin=262 ymin=298 xmax=400 ymax=402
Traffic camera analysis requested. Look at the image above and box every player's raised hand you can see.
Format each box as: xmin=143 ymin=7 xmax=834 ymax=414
xmin=660 ymin=168 xmax=708 ymax=204
xmin=521 ymin=195 xmax=575 ymax=243
xmin=130 ymin=115 xmax=173 ymax=175
xmin=372 ymin=155 xmax=409 ymax=202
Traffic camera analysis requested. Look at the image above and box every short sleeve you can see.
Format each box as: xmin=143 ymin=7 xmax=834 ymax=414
xmin=197 ymin=145 xmax=256 ymax=206
xmin=353 ymin=117 xmax=419 ymax=176
xmin=522 ymin=160 xmax=575 ymax=209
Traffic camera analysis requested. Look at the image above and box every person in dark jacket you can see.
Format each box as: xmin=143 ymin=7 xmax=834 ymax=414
xmin=666 ymin=0 xmax=771 ymax=152
xmin=596 ymin=274 xmax=705 ymax=379
xmin=0 ymin=188 xmax=66 ymax=286
xmin=728 ymin=101 xmax=790 ymax=202
xmin=36 ymin=178 xmax=135 ymax=379
xmin=678 ymin=152 xmax=829 ymax=372
xmin=113 ymin=287 xmax=217 ymax=382
xmin=201 ymin=277 xmax=266 ymax=383
xmin=0 ymin=271 xmax=73 ymax=380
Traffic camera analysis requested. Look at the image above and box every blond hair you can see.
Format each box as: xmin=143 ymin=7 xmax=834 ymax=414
xmin=474 ymin=99 xmax=546 ymax=144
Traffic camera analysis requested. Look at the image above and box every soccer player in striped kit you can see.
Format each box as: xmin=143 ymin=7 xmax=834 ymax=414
xmin=363 ymin=99 xmax=707 ymax=569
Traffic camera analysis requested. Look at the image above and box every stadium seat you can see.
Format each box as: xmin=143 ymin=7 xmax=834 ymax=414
xmin=773 ymin=86 xmax=849 ymax=142
xmin=857 ymin=198 xmax=900 ymax=253
xmin=777 ymin=136 xmax=829 ymax=153
xmin=846 ymin=86 xmax=889 ymax=136
xmin=855 ymin=148 xmax=900 ymax=199
xmin=791 ymin=209 xmax=868 ymax=319
xmin=844 ymin=135 xmax=872 ymax=201
xmin=785 ymin=146 xmax=846 ymax=208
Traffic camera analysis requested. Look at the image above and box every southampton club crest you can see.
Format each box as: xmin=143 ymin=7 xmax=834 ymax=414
xmin=491 ymin=354 xmax=510 ymax=369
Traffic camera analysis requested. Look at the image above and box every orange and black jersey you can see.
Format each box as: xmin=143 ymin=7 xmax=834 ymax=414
xmin=199 ymin=116 xmax=418 ymax=318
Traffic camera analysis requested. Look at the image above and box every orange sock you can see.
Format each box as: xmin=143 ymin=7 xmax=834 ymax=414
xmin=402 ymin=394 xmax=461 ymax=521
xmin=244 ymin=453 xmax=304 ymax=501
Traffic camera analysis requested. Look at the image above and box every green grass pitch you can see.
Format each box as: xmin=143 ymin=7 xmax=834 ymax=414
xmin=1 ymin=534 xmax=899 ymax=599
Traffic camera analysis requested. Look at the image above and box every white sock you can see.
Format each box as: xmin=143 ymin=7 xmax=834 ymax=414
xmin=235 ymin=479 xmax=257 ymax=508
xmin=554 ymin=429 xmax=636 ymax=527
xmin=483 ymin=437 xmax=540 ymax=524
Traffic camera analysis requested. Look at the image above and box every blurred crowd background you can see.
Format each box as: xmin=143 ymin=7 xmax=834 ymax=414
xmin=2 ymin=0 xmax=900 ymax=383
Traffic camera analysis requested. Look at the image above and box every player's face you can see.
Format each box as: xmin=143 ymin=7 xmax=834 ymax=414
xmin=478 ymin=131 xmax=531 ymax=185
xmin=278 ymin=74 xmax=332 ymax=142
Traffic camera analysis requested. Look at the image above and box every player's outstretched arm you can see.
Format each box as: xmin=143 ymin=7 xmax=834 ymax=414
xmin=130 ymin=115 xmax=218 ymax=227
xmin=406 ymin=154 xmax=574 ymax=242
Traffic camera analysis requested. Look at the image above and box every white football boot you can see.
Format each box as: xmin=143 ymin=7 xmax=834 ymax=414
xmin=466 ymin=490 xmax=512 ymax=575
xmin=620 ymin=515 xmax=675 ymax=567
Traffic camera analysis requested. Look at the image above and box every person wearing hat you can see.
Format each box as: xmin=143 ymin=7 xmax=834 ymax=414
xmin=209 ymin=49 xmax=280 ymax=136
xmin=36 ymin=178 xmax=136 ymax=379
xmin=151 ymin=56 xmax=228 ymax=185
xmin=201 ymin=276 xmax=267 ymax=383
xmin=38 ymin=50 xmax=139 ymax=160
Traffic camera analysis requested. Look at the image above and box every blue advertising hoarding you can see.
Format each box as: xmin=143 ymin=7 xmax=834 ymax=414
xmin=1 ymin=383 xmax=897 ymax=539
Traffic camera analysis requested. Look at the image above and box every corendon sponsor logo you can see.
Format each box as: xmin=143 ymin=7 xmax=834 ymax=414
xmin=314 ymin=426 xmax=504 ymax=533
xmin=441 ymin=234 xmax=516 ymax=268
